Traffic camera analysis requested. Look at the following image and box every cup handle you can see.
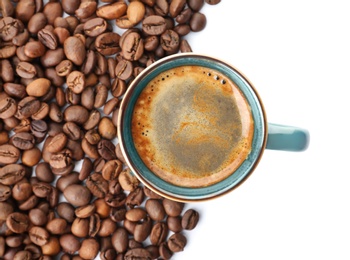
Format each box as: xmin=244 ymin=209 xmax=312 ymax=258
xmin=266 ymin=123 xmax=310 ymax=151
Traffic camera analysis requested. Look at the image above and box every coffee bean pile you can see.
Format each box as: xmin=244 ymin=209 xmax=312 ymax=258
xmin=0 ymin=0 xmax=220 ymax=259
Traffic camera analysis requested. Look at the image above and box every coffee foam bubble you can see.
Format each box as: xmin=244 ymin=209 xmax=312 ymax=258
xmin=131 ymin=66 xmax=254 ymax=188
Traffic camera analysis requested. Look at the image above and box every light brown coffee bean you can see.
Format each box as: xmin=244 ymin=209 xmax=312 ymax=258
xmin=63 ymin=184 xmax=91 ymax=207
xmin=29 ymin=226 xmax=49 ymax=246
xmin=97 ymin=2 xmax=127 ymax=20
xmin=118 ymin=168 xmax=139 ymax=192
xmin=6 ymin=212 xmax=30 ymax=233
xmin=127 ymin=1 xmax=146 ymax=24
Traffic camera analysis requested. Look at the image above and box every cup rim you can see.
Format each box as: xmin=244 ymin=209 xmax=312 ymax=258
xmin=118 ymin=53 xmax=268 ymax=202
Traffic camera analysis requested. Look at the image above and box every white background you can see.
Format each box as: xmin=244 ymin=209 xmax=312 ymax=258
xmin=171 ymin=1 xmax=350 ymax=259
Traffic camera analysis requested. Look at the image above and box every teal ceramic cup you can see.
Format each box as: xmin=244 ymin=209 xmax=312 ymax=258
xmin=118 ymin=53 xmax=309 ymax=202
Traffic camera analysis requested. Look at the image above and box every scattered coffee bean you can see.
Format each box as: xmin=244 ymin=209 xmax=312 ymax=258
xmin=0 ymin=0 xmax=221 ymax=258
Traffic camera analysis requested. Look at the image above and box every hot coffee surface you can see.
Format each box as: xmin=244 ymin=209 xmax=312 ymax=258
xmin=132 ymin=65 xmax=254 ymax=187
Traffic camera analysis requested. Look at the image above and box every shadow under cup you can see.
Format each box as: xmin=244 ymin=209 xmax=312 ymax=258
xmin=118 ymin=53 xmax=267 ymax=202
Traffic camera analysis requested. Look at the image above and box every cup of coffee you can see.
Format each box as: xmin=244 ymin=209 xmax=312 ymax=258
xmin=118 ymin=53 xmax=309 ymax=202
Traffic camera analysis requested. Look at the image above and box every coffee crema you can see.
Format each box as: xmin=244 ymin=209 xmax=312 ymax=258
xmin=131 ymin=65 xmax=254 ymax=188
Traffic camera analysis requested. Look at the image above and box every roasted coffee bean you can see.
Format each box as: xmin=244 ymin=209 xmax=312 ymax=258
xmin=75 ymin=204 xmax=96 ymax=218
xmin=56 ymin=172 xmax=80 ymax=192
xmin=34 ymin=162 xmax=54 ymax=183
xmin=63 ymin=105 xmax=89 ymax=124
xmin=17 ymin=96 xmax=41 ymax=119
xmin=32 ymin=182 xmax=52 ymax=198
xmin=174 ymin=24 xmax=191 ymax=36
xmin=24 ymin=41 xmax=46 ymax=58
xmin=95 ymin=32 xmax=121 ymax=56
xmin=18 ymin=194 xmax=39 ymax=211
xmin=134 ymin=216 xmax=152 ymax=242
xmin=59 ymin=234 xmax=81 ymax=255
xmin=108 ymin=179 xmax=122 ymax=195
xmin=118 ymin=168 xmax=139 ymax=191
xmin=38 ymin=28 xmax=58 ymax=50
xmin=41 ymin=236 xmax=60 ymax=256
xmin=0 ymin=184 xmax=11 ymax=202
xmin=28 ymin=226 xmax=49 ymax=246
xmin=102 ymin=159 xmax=123 ymax=181
xmin=110 ymin=207 xmax=126 ymax=222
xmin=188 ymin=0 xmax=204 ymax=11
xmin=82 ymin=110 xmax=100 ymax=131
xmin=75 ymin=1 xmax=97 ymax=20
xmin=84 ymin=18 xmax=107 ymax=37
xmin=63 ymin=122 xmax=83 ymax=141
xmin=169 ymin=0 xmax=186 ymax=18
xmin=168 ymin=233 xmax=187 ymax=253
xmin=112 ymin=227 xmax=129 ymax=253
xmin=6 ymin=235 xmax=26 ymax=249
xmin=11 ymin=132 xmax=35 ymax=150
xmin=105 ymin=192 xmax=126 ymax=208
xmin=125 ymin=248 xmax=152 ymax=260
xmin=13 ymin=250 xmax=32 ymax=260
xmin=57 ymin=202 xmax=75 ymax=223
xmin=86 ymin=173 xmax=109 ymax=199
xmin=159 ymin=241 xmax=173 ymax=259
xmin=150 ymin=222 xmax=168 ymax=245
xmin=25 ymin=78 xmax=51 ymax=97
xmin=89 ymin=213 xmax=101 ymax=237
xmin=162 ymin=198 xmax=184 ymax=217
xmin=98 ymin=117 xmax=117 ymax=140
xmin=63 ymin=184 xmax=91 ymax=207
xmin=3 ymin=83 xmax=26 ymax=99
xmin=167 ymin=216 xmax=183 ymax=233
xmin=142 ymin=15 xmax=166 ymax=35
xmin=0 ymin=97 xmax=17 ymax=119
xmin=46 ymin=218 xmax=68 ymax=235
xmin=66 ymin=71 xmax=85 ymax=95
xmin=0 ymin=0 xmax=14 ymax=17
xmin=154 ymin=0 xmax=169 ymax=16
xmin=176 ymin=8 xmax=193 ymax=24
xmin=76 ymin=239 xmax=98 ymax=260
xmin=6 ymin=212 xmax=30 ymax=233
xmin=12 ymin=182 xmax=32 ymax=201
xmin=55 ymin=59 xmax=73 ymax=77
xmin=144 ymin=35 xmax=159 ymax=52
xmin=181 ymin=209 xmax=199 ymax=230
xmin=79 ymin=157 xmax=93 ymax=181
xmin=16 ymin=61 xmax=36 ymax=79
xmin=115 ymin=59 xmax=133 ymax=80
xmin=96 ymin=2 xmax=127 ymax=20
xmin=0 ymin=201 xmax=14 ymax=221
xmin=103 ymin=97 xmax=119 ymax=116
xmin=49 ymin=148 xmax=72 ymax=170
xmin=98 ymin=139 xmax=116 ymax=160
xmin=98 ymin=218 xmax=117 ymax=237
xmin=121 ymin=32 xmax=144 ymax=61
xmin=190 ymin=12 xmax=207 ymax=32
xmin=126 ymin=187 xmax=144 ymax=208
xmin=0 ymin=59 xmax=14 ymax=82
xmin=63 ymin=36 xmax=86 ymax=66
xmin=0 ymin=164 xmax=25 ymax=185
xmin=127 ymin=1 xmax=145 ymax=24
xmin=126 ymin=208 xmax=147 ymax=222
xmin=160 ymin=29 xmax=180 ymax=52
xmin=31 ymin=120 xmax=48 ymax=139
xmin=146 ymin=199 xmax=166 ymax=221
xmin=28 ymin=208 xmax=47 ymax=226
xmin=85 ymin=129 xmax=101 ymax=145
xmin=46 ymin=132 xmax=67 ymax=153
xmin=94 ymin=84 xmax=108 ymax=108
